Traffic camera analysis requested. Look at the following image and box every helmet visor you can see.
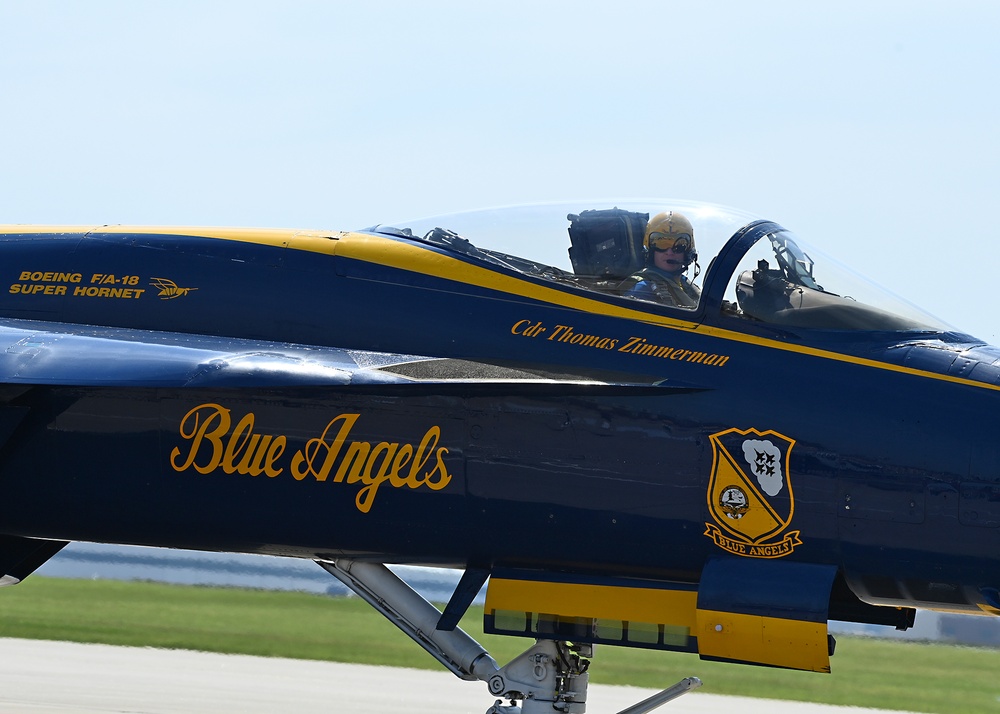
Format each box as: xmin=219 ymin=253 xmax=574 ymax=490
xmin=648 ymin=232 xmax=692 ymax=253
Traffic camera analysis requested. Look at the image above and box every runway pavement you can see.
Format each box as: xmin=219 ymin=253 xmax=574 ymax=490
xmin=0 ymin=638 xmax=919 ymax=714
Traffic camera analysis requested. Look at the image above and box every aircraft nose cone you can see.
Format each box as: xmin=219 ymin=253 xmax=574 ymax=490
xmin=883 ymin=340 xmax=1000 ymax=387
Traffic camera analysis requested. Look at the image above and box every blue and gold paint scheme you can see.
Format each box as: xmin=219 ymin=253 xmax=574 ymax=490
xmin=168 ymin=403 xmax=454 ymax=514
xmin=0 ymin=200 xmax=997 ymax=675
xmin=705 ymin=428 xmax=800 ymax=558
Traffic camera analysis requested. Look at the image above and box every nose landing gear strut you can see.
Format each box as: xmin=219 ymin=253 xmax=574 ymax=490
xmin=318 ymin=559 xmax=701 ymax=713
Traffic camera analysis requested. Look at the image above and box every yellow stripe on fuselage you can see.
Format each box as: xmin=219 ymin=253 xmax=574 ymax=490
xmin=0 ymin=224 xmax=341 ymax=247
xmin=330 ymin=232 xmax=1000 ymax=393
xmin=3 ymin=225 xmax=997 ymax=393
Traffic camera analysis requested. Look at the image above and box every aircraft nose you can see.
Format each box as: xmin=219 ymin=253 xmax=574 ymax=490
xmin=882 ymin=341 xmax=1000 ymax=387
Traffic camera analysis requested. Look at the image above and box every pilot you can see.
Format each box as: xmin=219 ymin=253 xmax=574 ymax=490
xmin=621 ymin=211 xmax=700 ymax=308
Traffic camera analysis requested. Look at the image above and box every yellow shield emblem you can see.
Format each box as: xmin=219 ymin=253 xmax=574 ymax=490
xmin=704 ymin=427 xmax=801 ymax=558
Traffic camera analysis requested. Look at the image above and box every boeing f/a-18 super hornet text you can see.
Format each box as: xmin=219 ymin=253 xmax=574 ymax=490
xmin=1 ymin=200 xmax=998 ymax=713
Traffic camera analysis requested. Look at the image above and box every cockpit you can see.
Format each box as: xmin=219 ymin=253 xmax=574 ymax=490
xmin=371 ymin=200 xmax=950 ymax=333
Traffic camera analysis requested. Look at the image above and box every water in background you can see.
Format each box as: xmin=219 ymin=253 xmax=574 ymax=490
xmin=39 ymin=542 xmax=475 ymax=604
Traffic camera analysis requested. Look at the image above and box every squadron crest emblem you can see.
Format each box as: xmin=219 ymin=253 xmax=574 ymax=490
xmin=704 ymin=427 xmax=801 ymax=558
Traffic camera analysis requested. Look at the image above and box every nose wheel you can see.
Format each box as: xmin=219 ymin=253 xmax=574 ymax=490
xmin=482 ymin=639 xmax=700 ymax=714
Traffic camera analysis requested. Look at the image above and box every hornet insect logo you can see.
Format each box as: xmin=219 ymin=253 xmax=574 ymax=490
xmin=150 ymin=277 xmax=198 ymax=300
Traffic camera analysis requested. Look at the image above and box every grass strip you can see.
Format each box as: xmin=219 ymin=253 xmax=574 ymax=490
xmin=0 ymin=576 xmax=997 ymax=713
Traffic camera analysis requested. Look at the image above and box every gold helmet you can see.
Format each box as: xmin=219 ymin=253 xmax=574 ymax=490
xmin=644 ymin=211 xmax=696 ymax=267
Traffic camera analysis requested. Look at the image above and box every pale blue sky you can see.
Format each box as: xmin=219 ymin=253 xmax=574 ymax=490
xmin=2 ymin=1 xmax=998 ymax=341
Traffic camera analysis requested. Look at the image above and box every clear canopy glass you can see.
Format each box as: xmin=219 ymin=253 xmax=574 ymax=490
xmin=373 ymin=200 xmax=950 ymax=333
